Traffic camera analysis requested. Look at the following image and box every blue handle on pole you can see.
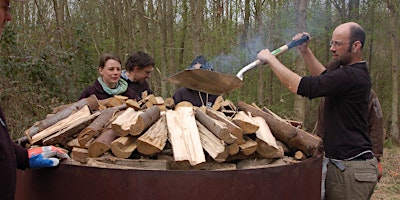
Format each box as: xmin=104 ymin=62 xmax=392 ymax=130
xmin=286 ymin=35 xmax=309 ymax=49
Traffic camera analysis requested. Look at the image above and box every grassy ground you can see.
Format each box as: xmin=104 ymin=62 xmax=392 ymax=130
xmin=371 ymin=142 xmax=400 ymax=200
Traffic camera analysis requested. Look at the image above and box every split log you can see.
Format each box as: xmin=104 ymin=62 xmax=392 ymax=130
xmin=71 ymin=147 xmax=89 ymax=163
xmin=111 ymin=107 xmax=141 ymax=136
xmin=105 ymin=95 xmax=128 ymax=107
xmin=77 ymin=104 xmax=126 ymax=147
xmin=232 ymin=111 xmax=259 ymax=134
xmin=42 ymin=111 xmax=101 ymax=146
xmin=111 ymin=136 xmax=137 ymax=159
xmin=166 ymin=107 xmax=205 ymax=166
xmin=136 ymin=115 xmax=168 ymax=155
xmin=237 ymin=101 xmax=321 ymax=156
xmin=194 ymin=108 xmax=237 ymax=144
xmin=67 ymin=137 xmax=93 ymax=149
xmin=24 ymin=95 xmax=99 ymax=142
xmin=126 ymin=99 xmax=140 ymax=110
xmin=87 ymin=156 xmax=168 ymax=170
xmin=196 ymin=121 xmax=228 ymax=162
xmin=211 ymin=95 xmax=224 ymax=111
xmin=256 ymin=138 xmax=284 ymax=159
xmin=88 ymin=129 xmax=118 ymax=158
xmin=130 ymin=106 xmax=161 ymax=136
xmin=30 ymin=105 xmax=92 ymax=144
xmin=206 ymin=108 xmax=245 ymax=144
xmin=252 ymin=116 xmax=278 ymax=149
xmin=239 ymin=136 xmax=257 ymax=155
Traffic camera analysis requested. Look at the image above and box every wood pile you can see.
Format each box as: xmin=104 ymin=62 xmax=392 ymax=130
xmin=18 ymin=93 xmax=322 ymax=171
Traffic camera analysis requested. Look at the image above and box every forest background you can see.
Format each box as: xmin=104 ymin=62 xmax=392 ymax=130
xmin=1 ymin=1 xmax=399 ymax=148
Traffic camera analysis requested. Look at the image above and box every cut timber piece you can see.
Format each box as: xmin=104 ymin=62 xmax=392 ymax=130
xmin=211 ymin=95 xmax=224 ymax=111
xmin=136 ymin=115 xmax=168 ymax=155
xmin=232 ymin=111 xmax=259 ymax=134
xmin=206 ymin=108 xmax=245 ymax=144
xmin=194 ymin=108 xmax=236 ymax=144
xmin=237 ymin=101 xmax=322 ymax=156
xmin=71 ymin=147 xmax=89 ymax=163
xmin=227 ymin=142 xmax=240 ymax=155
xmin=196 ymin=121 xmax=228 ymax=163
xmin=42 ymin=111 xmax=101 ymax=146
xmin=150 ymin=96 xmax=164 ymax=105
xmin=67 ymin=137 xmax=93 ymax=149
xmin=31 ymin=105 xmax=92 ymax=144
xmin=239 ymin=136 xmax=257 ymax=155
xmin=107 ymin=95 xmax=128 ymax=107
xmin=256 ymin=138 xmax=284 ymax=159
xmin=77 ymin=104 xmax=126 ymax=147
xmin=164 ymin=97 xmax=175 ymax=109
xmin=126 ymin=99 xmax=140 ymax=110
xmin=166 ymin=107 xmax=205 ymax=166
xmin=130 ymin=106 xmax=161 ymax=136
xmin=88 ymin=129 xmax=118 ymax=158
xmin=111 ymin=136 xmax=137 ymax=159
xmin=294 ymin=150 xmax=307 ymax=161
xmin=141 ymin=90 xmax=148 ymax=100
xmin=252 ymin=116 xmax=279 ymax=149
xmin=174 ymin=101 xmax=193 ymax=110
xmin=24 ymin=95 xmax=99 ymax=142
xmin=87 ymin=156 xmax=168 ymax=170
xmin=111 ymin=108 xmax=142 ymax=136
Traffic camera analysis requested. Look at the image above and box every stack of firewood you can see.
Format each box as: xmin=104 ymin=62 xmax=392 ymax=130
xmin=18 ymin=93 xmax=321 ymax=171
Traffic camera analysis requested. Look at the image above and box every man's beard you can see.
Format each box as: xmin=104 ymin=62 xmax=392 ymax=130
xmin=325 ymin=60 xmax=342 ymax=71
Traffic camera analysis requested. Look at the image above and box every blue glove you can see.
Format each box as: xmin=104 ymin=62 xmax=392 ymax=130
xmin=28 ymin=146 xmax=70 ymax=169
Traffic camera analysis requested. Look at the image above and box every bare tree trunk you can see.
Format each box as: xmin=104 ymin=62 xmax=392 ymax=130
xmin=348 ymin=0 xmax=360 ymax=20
xmin=255 ymin=0 xmax=265 ymax=105
xmin=293 ymin=0 xmax=307 ymax=122
xmin=190 ymin=0 xmax=205 ymax=56
xmin=165 ymin=0 xmax=175 ymax=97
xmin=137 ymin=0 xmax=149 ymax=52
xmin=385 ymin=0 xmax=399 ymax=143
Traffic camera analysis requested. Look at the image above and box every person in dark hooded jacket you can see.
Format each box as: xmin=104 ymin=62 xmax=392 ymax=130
xmin=1 ymin=1 xmax=69 ymax=199
xmin=173 ymin=55 xmax=220 ymax=107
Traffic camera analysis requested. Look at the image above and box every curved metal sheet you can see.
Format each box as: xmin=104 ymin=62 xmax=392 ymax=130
xmin=16 ymin=151 xmax=322 ymax=200
xmin=165 ymin=69 xmax=243 ymax=95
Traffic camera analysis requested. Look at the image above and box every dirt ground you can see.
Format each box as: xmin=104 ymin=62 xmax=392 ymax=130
xmin=371 ymin=144 xmax=400 ymax=200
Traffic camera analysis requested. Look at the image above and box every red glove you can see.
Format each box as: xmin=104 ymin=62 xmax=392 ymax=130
xmin=377 ymin=162 xmax=383 ymax=181
xmin=28 ymin=146 xmax=70 ymax=169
